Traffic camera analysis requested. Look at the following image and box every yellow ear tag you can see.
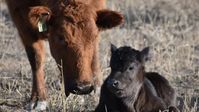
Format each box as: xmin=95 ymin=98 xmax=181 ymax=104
xmin=38 ymin=17 xmax=47 ymax=32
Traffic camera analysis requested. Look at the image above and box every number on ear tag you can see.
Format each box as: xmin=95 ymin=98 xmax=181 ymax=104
xmin=38 ymin=18 xmax=47 ymax=32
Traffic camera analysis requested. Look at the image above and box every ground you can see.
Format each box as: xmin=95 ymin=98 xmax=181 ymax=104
xmin=0 ymin=0 xmax=199 ymax=112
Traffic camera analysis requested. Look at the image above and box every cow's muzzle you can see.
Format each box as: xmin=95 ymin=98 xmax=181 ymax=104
xmin=67 ymin=81 xmax=94 ymax=95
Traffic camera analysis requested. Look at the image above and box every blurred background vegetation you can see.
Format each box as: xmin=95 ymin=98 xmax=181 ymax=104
xmin=0 ymin=0 xmax=199 ymax=111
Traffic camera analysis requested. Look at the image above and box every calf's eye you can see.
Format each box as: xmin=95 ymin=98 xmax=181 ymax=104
xmin=128 ymin=66 xmax=134 ymax=70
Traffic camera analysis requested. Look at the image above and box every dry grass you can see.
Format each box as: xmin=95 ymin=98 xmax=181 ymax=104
xmin=0 ymin=0 xmax=199 ymax=111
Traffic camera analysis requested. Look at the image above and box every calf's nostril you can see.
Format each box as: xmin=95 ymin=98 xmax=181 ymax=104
xmin=107 ymin=79 xmax=120 ymax=88
xmin=112 ymin=80 xmax=119 ymax=88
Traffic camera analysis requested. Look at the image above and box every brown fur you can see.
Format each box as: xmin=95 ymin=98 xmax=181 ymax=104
xmin=6 ymin=0 xmax=123 ymax=103
xmin=95 ymin=45 xmax=178 ymax=112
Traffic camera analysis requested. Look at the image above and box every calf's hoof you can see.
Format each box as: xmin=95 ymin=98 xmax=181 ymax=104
xmin=26 ymin=101 xmax=48 ymax=111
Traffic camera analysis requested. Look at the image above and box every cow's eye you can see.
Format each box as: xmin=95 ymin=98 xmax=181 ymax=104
xmin=56 ymin=36 xmax=67 ymax=46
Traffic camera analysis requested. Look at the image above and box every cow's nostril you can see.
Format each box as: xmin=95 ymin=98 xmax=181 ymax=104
xmin=68 ymin=82 xmax=94 ymax=95
xmin=78 ymin=83 xmax=93 ymax=94
xmin=76 ymin=83 xmax=93 ymax=91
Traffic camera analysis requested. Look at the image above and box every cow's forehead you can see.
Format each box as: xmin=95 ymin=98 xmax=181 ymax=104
xmin=50 ymin=2 xmax=98 ymax=46
xmin=62 ymin=2 xmax=96 ymax=23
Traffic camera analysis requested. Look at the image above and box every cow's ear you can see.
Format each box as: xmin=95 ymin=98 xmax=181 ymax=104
xmin=111 ymin=43 xmax=117 ymax=54
xmin=96 ymin=9 xmax=124 ymax=30
xmin=28 ymin=6 xmax=52 ymax=32
xmin=140 ymin=47 xmax=150 ymax=63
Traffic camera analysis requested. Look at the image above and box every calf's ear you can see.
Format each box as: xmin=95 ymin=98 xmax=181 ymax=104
xmin=96 ymin=9 xmax=124 ymax=30
xmin=140 ymin=47 xmax=150 ymax=63
xmin=28 ymin=6 xmax=52 ymax=32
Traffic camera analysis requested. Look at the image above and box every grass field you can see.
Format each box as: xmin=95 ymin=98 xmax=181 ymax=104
xmin=0 ymin=0 xmax=199 ymax=111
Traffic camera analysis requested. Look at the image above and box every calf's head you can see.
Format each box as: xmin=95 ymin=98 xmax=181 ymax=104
xmin=28 ymin=2 xmax=123 ymax=95
xmin=106 ymin=44 xmax=149 ymax=97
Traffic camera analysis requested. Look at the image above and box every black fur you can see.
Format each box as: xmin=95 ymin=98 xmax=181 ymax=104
xmin=95 ymin=45 xmax=178 ymax=112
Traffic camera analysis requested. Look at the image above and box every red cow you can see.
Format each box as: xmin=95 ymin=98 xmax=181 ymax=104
xmin=6 ymin=0 xmax=123 ymax=110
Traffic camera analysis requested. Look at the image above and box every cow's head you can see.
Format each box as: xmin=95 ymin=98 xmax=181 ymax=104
xmin=28 ymin=2 xmax=123 ymax=95
xmin=106 ymin=44 xmax=149 ymax=97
